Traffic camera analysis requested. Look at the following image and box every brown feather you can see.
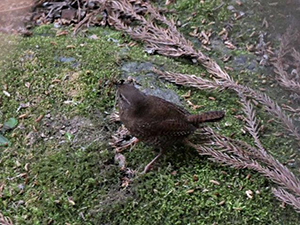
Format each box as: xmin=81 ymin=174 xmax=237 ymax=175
xmin=118 ymin=84 xmax=225 ymax=148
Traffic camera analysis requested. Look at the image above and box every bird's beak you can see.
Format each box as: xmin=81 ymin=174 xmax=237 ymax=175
xmin=112 ymin=79 xmax=125 ymax=87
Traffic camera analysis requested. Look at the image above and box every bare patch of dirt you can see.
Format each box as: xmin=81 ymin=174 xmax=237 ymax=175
xmin=26 ymin=113 xmax=108 ymax=148
xmin=0 ymin=0 xmax=33 ymax=32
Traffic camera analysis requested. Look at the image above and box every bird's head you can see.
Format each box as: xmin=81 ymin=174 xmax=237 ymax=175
xmin=117 ymin=82 xmax=146 ymax=111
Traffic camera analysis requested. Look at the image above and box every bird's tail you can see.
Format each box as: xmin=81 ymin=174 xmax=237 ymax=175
xmin=187 ymin=111 xmax=225 ymax=125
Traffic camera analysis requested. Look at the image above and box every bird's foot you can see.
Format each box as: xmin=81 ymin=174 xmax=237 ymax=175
xmin=141 ymin=150 xmax=163 ymax=174
xmin=110 ymin=125 xmax=139 ymax=152
xmin=109 ymin=111 xmax=120 ymax=122
xmin=116 ymin=137 xmax=138 ymax=153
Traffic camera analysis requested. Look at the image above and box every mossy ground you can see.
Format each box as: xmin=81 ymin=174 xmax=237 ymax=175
xmin=0 ymin=0 xmax=299 ymax=224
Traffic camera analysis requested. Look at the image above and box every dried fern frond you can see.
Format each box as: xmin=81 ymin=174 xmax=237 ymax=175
xmin=272 ymin=188 xmax=300 ymax=213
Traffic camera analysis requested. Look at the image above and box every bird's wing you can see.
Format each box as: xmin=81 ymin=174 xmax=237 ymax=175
xmin=143 ymin=96 xmax=190 ymax=120
xmin=136 ymin=119 xmax=196 ymax=137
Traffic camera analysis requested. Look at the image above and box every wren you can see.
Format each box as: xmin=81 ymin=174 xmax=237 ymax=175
xmin=117 ymin=83 xmax=224 ymax=173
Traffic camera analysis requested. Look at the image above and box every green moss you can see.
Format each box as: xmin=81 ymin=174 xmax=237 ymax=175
xmin=0 ymin=26 xmax=121 ymax=224
xmin=0 ymin=3 xmax=299 ymax=224
xmin=174 ymin=0 xmax=231 ymax=27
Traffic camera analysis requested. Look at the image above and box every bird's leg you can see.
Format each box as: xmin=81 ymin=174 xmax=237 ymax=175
xmin=142 ymin=148 xmax=164 ymax=174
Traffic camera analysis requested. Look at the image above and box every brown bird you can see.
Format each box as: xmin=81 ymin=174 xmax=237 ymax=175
xmin=117 ymin=83 xmax=224 ymax=173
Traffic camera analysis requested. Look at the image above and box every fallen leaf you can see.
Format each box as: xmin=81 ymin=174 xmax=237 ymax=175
xmin=35 ymin=115 xmax=44 ymax=123
xmin=186 ymin=189 xmax=194 ymax=194
xmin=89 ymin=34 xmax=99 ymax=40
xmin=66 ymin=45 xmax=75 ymax=49
xmin=246 ymin=190 xmax=253 ymax=199
xmin=68 ymin=197 xmax=75 ymax=205
xmin=3 ymin=118 xmax=18 ymax=130
xmin=193 ymin=175 xmax=198 ymax=181
xmin=218 ymin=200 xmax=225 ymax=205
xmin=210 ymin=180 xmax=220 ymax=185
xmin=171 ymin=171 xmax=177 ymax=176
xmin=0 ymin=134 xmax=10 ymax=146
xmin=25 ymin=82 xmax=31 ymax=88
xmin=56 ymin=30 xmax=68 ymax=36
xmin=3 ymin=90 xmax=10 ymax=97
xmin=24 ymin=163 xmax=29 ymax=171
xmin=18 ymin=114 xmax=28 ymax=119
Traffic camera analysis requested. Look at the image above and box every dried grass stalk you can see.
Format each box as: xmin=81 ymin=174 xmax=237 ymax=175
xmin=0 ymin=213 xmax=13 ymax=225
